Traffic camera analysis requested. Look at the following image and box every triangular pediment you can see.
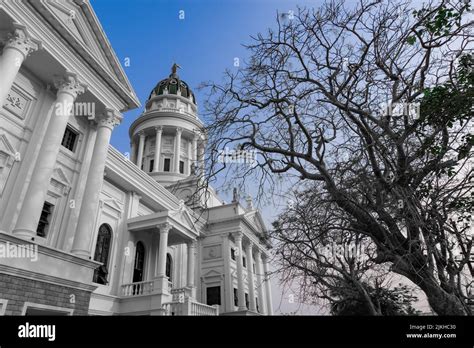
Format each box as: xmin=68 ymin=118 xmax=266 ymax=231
xmin=201 ymin=269 xmax=221 ymax=278
xmin=31 ymin=0 xmax=138 ymax=102
xmin=51 ymin=167 xmax=71 ymax=188
xmin=45 ymin=0 xmax=112 ymax=73
xmin=0 ymin=134 xmax=15 ymax=158
xmin=103 ymin=198 xmax=123 ymax=212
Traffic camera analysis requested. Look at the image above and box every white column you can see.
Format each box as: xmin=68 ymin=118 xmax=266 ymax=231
xmin=191 ymin=134 xmax=198 ymax=175
xmin=13 ymin=73 xmax=86 ymax=239
xmin=71 ymin=109 xmax=122 ymax=258
xmin=233 ymin=232 xmax=246 ymax=311
xmin=245 ymin=243 xmax=257 ymax=312
xmin=153 ymin=126 xmax=162 ymax=172
xmin=174 ymin=127 xmax=182 ymax=173
xmin=186 ymin=240 xmax=196 ymax=288
xmin=255 ymin=250 xmax=266 ymax=314
xmin=0 ymin=26 xmax=40 ymax=106
xmin=198 ymin=142 xmax=205 ymax=176
xmin=263 ymin=257 xmax=274 ymax=315
xmin=156 ymin=223 xmax=170 ymax=292
xmin=136 ymin=131 xmax=145 ymax=169
xmin=130 ymin=139 xmax=137 ymax=164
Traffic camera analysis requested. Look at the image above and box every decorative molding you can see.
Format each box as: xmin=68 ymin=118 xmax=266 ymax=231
xmin=98 ymin=108 xmax=122 ymax=130
xmin=4 ymin=24 xmax=41 ymax=59
xmin=53 ymin=72 xmax=87 ymax=99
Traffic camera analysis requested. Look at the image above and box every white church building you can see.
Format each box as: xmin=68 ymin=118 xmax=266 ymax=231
xmin=0 ymin=0 xmax=273 ymax=316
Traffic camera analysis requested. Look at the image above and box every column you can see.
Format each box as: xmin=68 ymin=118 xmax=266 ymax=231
xmin=245 ymin=243 xmax=257 ymax=312
xmin=130 ymin=139 xmax=137 ymax=164
xmin=153 ymin=126 xmax=162 ymax=172
xmin=192 ymin=134 xmax=198 ymax=174
xmin=71 ymin=109 xmax=122 ymax=258
xmin=255 ymin=250 xmax=267 ymax=314
xmin=198 ymin=142 xmax=205 ymax=176
xmin=263 ymin=257 xmax=274 ymax=315
xmin=233 ymin=232 xmax=246 ymax=311
xmin=0 ymin=25 xmax=40 ymax=106
xmin=13 ymin=73 xmax=86 ymax=239
xmin=186 ymin=240 xmax=196 ymax=288
xmin=156 ymin=223 xmax=170 ymax=292
xmin=136 ymin=131 xmax=145 ymax=169
xmin=174 ymin=127 xmax=182 ymax=173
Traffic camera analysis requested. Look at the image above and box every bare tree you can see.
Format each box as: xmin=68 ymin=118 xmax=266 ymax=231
xmin=200 ymin=0 xmax=474 ymax=315
xmin=272 ymin=185 xmax=422 ymax=315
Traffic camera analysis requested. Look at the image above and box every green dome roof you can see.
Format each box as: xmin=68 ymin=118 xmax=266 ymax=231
xmin=148 ymin=63 xmax=196 ymax=104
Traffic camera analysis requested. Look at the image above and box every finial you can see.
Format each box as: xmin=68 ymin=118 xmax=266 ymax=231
xmin=171 ymin=63 xmax=181 ymax=76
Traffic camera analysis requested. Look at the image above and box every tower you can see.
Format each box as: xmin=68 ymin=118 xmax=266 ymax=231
xmin=129 ymin=64 xmax=205 ymax=187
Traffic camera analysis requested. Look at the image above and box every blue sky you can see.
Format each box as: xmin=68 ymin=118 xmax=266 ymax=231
xmin=92 ymin=0 xmax=323 ymax=314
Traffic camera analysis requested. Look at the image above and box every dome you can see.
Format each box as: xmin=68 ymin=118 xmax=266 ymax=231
xmin=148 ymin=63 xmax=196 ymax=104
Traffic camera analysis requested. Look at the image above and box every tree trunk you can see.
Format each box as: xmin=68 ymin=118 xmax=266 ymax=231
xmin=392 ymin=261 xmax=467 ymax=315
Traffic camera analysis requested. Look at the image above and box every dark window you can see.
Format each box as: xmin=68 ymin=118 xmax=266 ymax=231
xmin=245 ymin=293 xmax=249 ymax=309
xmin=149 ymin=159 xmax=154 ymax=172
xmin=179 ymin=160 xmax=184 ymax=174
xmin=233 ymin=288 xmax=238 ymax=306
xmin=133 ymin=242 xmax=145 ymax=282
xmin=256 ymin=297 xmax=259 ymax=312
xmin=166 ymin=253 xmax=172 ymax=282
xmin=93 ymin=224 xmax=112 ymax=285
xmin=253 ymin=263 xmax=256 ymax=274
xmin=164 ymin=158 xmax=171 ymax=172
xmin=243 ymin=256 xmax=246 ymax=268
xmin=36 ymin=202 xmax=53 ymax=237
xmin=206 ymin=286 xmax=221 ymax=306
xmin=61 ymin=126 xmax=78 ymax=152
xmin=231 ymin=248 xmax=236 ymax=261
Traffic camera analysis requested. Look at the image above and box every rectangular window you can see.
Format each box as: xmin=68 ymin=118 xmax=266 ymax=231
xmin=243 ymin=256 xmax=246 ymax=268
xmin=179 ymin=160 xmax=184 ymax=174
xmin=206 ymin=286 xmax=221 ymax=306
xmin=164 ymin=158 xmax=171 ymax=172
xmin=233 ymin=288 xmax=238 ymax=307
xmin=256 ymin=297 xmax=259 ymax=312
xmin=149 ymin=159 xmax=154 ymax=172
xmin=36 ymin=202 xmax=53 ymax=237
xmin=253 ymin=263 xmax=256 ymax=274
xmin=231 ymin=248 xmax=236 ymax=261
xmin=61 ymin=126 xmax=78 ymax=152
xmin=245 ymin=293 xmax=249 ymax=309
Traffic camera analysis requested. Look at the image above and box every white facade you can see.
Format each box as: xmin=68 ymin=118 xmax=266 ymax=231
xmin=0 ymin=0 xmax=272 ymax=316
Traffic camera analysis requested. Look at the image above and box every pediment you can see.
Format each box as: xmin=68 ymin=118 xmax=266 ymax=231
xmin=51 ymin=167 xmax=71 ymax=187
xmin=30 ymin=0 xmax=137 ymax=98
xmin=0 ymin=134 xmax=16 ymax=159
xmin=45 ymin=0 xmax=111 ymax=72
xmin=201 ymin=269 xmax=221 ymax=278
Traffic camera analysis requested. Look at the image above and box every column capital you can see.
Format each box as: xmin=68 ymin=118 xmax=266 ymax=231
xmin=137 ymin=130 xmax=146 ymax=138
xmin=98 ymin=108 xmax=122 ymax=130
xmin=245 ymin=241 xmax=254 ymax=252
xmin=186 ymin=240 xmax=198 ymax=248
xmin=54 ymin=72 xmax=87 ymax=99
xmin=4 ymin=25 xmax=41 ymax=59
xmin=176 ymin=127 xmax=183 ymax=135
xmin=154 ymin=126 xmax=163 ymax=133
xmin=157 ymin=222 xmax=171 ymax=233
xmin=232 ymin=231 xmax=243 ymax=242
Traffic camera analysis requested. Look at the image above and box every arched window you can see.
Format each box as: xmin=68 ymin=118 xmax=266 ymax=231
xmin=133 ymin=241 xmax=146 ymax=283
xmin=93 ymin=224 xmax=112 ymax=285
xmin=166 ymin=253 xmax=172 ymax=283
